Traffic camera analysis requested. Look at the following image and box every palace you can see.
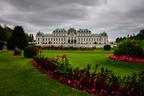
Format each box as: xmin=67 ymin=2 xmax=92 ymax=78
xmin=36 ymin=28 xmax=108 ymax=48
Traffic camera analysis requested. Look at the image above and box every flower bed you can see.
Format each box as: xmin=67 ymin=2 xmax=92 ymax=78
xmin=108 ymin=54 xmax=144 ymax=64
xmin=31 ymin=55 xmax=144 ymax=96
xmin=42 ymin=46 xmax=96 ymax=50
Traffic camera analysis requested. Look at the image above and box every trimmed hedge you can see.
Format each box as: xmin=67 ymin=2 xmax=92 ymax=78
xmin=103 ymin=44 xmax=111 ymax=50
xmin=114 ymin=40 xmax=144 ymax=58
xmin=24 ymin=46 xmax=40 ymax=58
xmin=42 ymin=46 xmax=96 ymax=50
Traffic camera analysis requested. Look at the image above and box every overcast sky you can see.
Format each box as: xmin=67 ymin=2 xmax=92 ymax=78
xmin=0 ymin=0 xmax=144 ymax=41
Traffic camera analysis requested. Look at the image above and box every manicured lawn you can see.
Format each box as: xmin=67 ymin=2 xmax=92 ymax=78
xmin=0 ymin=51 xmax=90 ymax=96
xmin=1 ymin=50 xmax=144 ymax=96
xmin=42 ymin=50 xmax=144 ymax=76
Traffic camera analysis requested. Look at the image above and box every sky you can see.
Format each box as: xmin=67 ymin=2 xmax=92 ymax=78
xmin=0 ymin=0 xmax=144 ymax=41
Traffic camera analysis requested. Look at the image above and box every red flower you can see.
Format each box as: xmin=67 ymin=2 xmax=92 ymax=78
xmin=94 ymin=79 xmax=97 ymax=83
xmin=90 ymin=88 xmax=96 ymax=94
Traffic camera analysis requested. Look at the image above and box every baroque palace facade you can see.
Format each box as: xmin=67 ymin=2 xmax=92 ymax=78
xmin=36 ymin=28 xmax=108 ymax=48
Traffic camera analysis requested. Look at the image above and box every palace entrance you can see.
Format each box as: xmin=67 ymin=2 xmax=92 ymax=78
xmin=68 ymin=39 xmax=76 ymax=44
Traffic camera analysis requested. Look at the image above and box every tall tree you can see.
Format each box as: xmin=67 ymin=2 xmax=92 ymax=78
xmin=4 ymin=26 xmax=13 ymax=41
xmin=137 ymin=29 xmax=144 ymax=40
xmin=7 ymin=26 xmax=28 ymax=50
xmin=26 ymin=33 xmax=34 ymax=42
xmin=0 ymin=25 xmax=7 ymax=41
xmin=7 ymin=37 xmax=15 ymax=50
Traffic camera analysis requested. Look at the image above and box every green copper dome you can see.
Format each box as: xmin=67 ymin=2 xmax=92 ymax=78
xmin=36 ymin=32 xmax=44 ymax=36
xmin=100 ymin=32 xmax=107 ymax=36
xmin=68 ymin=28 xmax=77 ymax=34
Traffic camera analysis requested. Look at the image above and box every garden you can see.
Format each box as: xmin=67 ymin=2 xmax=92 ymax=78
xmin=0 ymin=26 xmax=144 ymax=96
xmin=26 ymin=38 xmax=144 ymax=96
xmin=0 ymin=45 xmax=144 ymax=96
xmin=31 ymin=50 xmax=144 ymax=96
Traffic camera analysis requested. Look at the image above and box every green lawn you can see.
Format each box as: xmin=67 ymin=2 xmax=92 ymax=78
xmin=0 ymin=50 xmax=144 ymax=96
xmin=0 ymin=51 xmax=90 ymax=96
xmin=42 ymin=50 xmax=144 ymax=76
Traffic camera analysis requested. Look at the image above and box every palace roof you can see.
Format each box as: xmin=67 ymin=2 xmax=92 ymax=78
xmin=36 ymin=28 xmax=108 ymax=37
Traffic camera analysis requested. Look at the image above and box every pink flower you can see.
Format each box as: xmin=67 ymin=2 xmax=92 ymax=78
xmin=77 ymin=80 xmax=80 ymax=85
xmin=108 ymin=54 xmax=144 ymax=64
xmin=68 ymin=80 xmax=71 ymax=84
xmin=73 ymin=83 xmax=77 ymax=88
xmin=59 ymin=77 xmax=63 ymax=81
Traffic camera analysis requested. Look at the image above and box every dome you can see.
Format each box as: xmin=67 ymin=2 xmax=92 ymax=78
xmin=100 ymin=32 xmax=108 ymax=36
xmin=36 ymin=32 xmax=44 ymax=36
xmin=68 ymin=28 xmax=77 ymax=34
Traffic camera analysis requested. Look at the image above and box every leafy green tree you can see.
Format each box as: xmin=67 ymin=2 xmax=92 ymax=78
xmin=115 ymin=29 xmax=144 ymax=42
xmin=26 ymin=33 xmax=34 ymax=42
xmin=7 ymin=26 xmax=28 ymax=50
xmin=4 ymin=26 xmax=13 ymax=41
xmin=0 ymin=25 xmax=7 ymax=41
xmin=137 ymin=29 xmax=144 ymax=40
xmin=7 ymin=37 xmax=15 ymax=50
xmin=0 ymin=41 xmax=5 ymax=50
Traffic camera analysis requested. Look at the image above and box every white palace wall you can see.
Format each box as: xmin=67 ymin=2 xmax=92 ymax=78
xmin=35 ymin=28 xmax=108 ymax=48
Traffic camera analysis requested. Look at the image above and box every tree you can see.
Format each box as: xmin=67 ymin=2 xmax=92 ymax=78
xmin=0 ymin=25 xmax=7 ymax=41
xmin=7 ymin=26 xmax=28 ymax=50
xmin=4 ymin=26 xmax=13 ymax=41
xmin=26 ymin=33 xmax=34 ymax=42
xmin=137 ymin=29 xmax=144 ymax=40
xmin=7 ymin=37 xmax=15 ymax=50
xmin=115 ymin=29 xmax=144 ymax=42
xmin=0 ymin=41 xmax=5 ymax=50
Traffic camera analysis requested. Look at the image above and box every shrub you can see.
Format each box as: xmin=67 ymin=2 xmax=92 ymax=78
xmin=24 ymin=46 xmax=40 ymax=58
xmin=0 ymin=41 xmax=5 ymax=50
xmin=59 ymin=45 xmax=64 ymax=50
xmin=114 ymin=39 xmax=144 ymax=58
xmin=13 ymin=47 xmax=21 ymax=56
xmin=103 ymin=44 xmax=111 ymax=50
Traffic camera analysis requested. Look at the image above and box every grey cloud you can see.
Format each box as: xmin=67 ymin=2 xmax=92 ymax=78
xmin=0 ymin=0 xmax=144 ymax=41
xmin=4 ymin=0 xmax=100 ymax=12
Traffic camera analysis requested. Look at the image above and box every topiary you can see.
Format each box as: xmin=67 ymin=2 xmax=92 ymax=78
xmin=24 ymin=46 xmax=40 ymax=58
xmin=103 ymin=44 xmax=111 ymax=50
